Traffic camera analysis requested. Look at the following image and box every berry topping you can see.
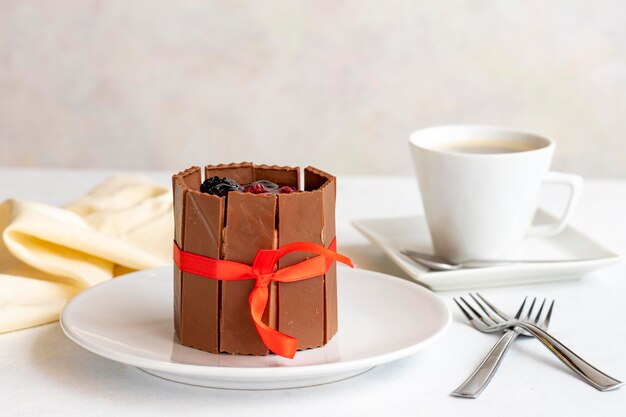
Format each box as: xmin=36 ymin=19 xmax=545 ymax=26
xmin=199 ymin=176 xmax=300 ymax=196
xmin=242 ymin=180 xmax=282 ymax=194
xmin=243 ymin=183 xmax=267 ymax=194
xmin=278 ymin=186 xmax=297 ymax=194
xmin=200 ymin=176 xmax=243 ymax=197
xmin=253 ymin=180 xmax=280 ymax=190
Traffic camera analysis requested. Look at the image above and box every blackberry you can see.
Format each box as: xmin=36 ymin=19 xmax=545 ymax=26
xmin=200 ymin=176 xmax=243 ymax=197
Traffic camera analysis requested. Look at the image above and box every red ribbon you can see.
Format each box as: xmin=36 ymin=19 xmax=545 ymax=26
xmin=173 ymin=238 xmax=353 ymax=359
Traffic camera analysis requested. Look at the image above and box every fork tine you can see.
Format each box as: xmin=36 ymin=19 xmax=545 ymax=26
xmin=469 ymin=293 xmax=500 ymax=323
xmin=475 ymin=293 xmax=509 ymax=321
xmin=523 ymin=297 xmax=537 ymax=321
xmin=543 ymin=300 xmax=555 ymax=328
xmin=459 ymin=297 xmax=481 ymax=317
xmin=534 ymin=298 xmax=547 ymax=324
xmin=453 ymin=298 xmax=474 ymax=322
xmin=460 ymin=296 xmax=492 ymax=326
xmin=514 ymin=296 xmax=528 ymax=319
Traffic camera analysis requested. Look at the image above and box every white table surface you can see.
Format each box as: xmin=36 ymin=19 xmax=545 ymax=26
xmin=1 ymin=168 xmax=625 ymax=416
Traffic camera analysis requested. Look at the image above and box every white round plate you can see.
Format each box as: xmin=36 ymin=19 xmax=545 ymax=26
xmin=60 ymin=266 xmax=451 ymax=390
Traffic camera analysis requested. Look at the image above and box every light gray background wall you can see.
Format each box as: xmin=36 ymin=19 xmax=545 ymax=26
xmin=1 ymin=1 xmax=625 ymax=176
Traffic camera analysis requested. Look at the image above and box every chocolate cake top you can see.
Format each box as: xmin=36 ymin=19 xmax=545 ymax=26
xmin=172 ymin=162 xmax=335 ymax=196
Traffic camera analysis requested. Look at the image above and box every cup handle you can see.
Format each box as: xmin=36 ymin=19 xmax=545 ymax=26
xmin=527 ymin=171 xmax=583 ymax=238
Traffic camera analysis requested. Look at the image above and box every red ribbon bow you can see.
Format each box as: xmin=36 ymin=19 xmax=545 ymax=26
xmin=173 ymin=239 xmax=353 ymax=359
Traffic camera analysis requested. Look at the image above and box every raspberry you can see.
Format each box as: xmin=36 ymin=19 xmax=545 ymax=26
xmin=278 ymin=186 xmax=297 ymax=194
xmin=243 ymin=183 xmax=267 ymax=194
xmin=240 ymin=180 xmax=299 ymax=195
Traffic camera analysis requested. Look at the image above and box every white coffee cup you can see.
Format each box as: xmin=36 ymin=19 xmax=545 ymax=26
xmin=408 ymin=125 xmax=583 ymax=263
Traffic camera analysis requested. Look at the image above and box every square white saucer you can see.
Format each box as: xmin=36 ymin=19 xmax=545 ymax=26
xmin=353 ymin=210 xmax=620 ymax=291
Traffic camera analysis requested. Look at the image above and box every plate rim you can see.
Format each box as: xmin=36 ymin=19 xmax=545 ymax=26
xmin=60 ymin=265 xmax=452 ymax=379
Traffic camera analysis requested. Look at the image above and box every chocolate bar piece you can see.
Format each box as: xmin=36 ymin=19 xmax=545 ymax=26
xmin=180 ymin=190 xmax=223 ymax=352
xmin=172 ymin=175 xmax=185 ymax=338
xmin=277 ymin=188 xmax=326 ymax=349
xmin=254 ymin=165 xmax=300 ymax=187
xmin=172 ymin=167 xmax=201 ymax=341
xmin=205 ymin=162 xmax=254 ymax=185
xmin=306 ymin=167 xmax=338 ymax=341
xmin=276 ymin=167 xmax=338 ymax=348
xmin=173 ymin=167 xmax=223 ymax=353
xmin=221 ymin=191 xmax=276 ymax=355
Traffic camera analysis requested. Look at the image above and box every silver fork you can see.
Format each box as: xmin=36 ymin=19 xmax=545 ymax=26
xmin=451 ymin=295 xmax=553 ymax=398
xmin=453 ymin=294 xmax=623 ymax=392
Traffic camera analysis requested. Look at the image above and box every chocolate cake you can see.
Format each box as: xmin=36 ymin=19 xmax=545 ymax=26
xmin=172 ymin=163 xmax=338 ymax=356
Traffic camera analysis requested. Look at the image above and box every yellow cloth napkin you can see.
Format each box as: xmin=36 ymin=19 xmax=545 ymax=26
xmin=0 ymin=175 xmax=173 ymax=333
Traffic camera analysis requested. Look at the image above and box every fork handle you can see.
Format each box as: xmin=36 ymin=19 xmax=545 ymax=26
xmin=517 ymin=322 xmax=623 ymax=391
xmin=451 ymin=329 xmax=520 ymax=398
